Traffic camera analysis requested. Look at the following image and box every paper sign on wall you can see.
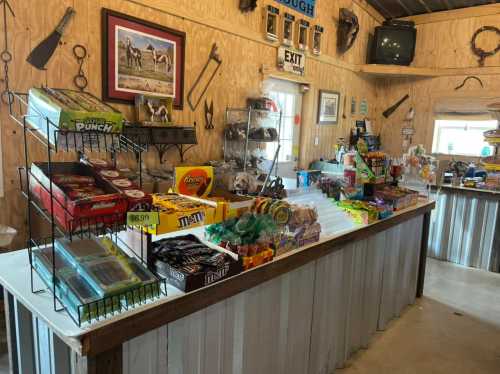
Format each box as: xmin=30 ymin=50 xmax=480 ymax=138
xmin=278 ymin=46 xmax=305 ymax=76
xmin=275 ymin=0 xmax=316 ymax=18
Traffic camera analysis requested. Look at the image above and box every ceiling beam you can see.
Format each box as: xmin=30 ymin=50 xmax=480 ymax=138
xmin=396 ymin=0 xmax=413 ymax=16
xmin=398 ymin=3 xmax=500 ymax=24
xmin=352 ymin=0 xmax=386 ymax=23
xmin=366 ymin=0 xmax=394 ymax=19
xmin=441 ymin=0 xmax=451 ymax=10
xmin=417 ymin=0 xmax=433 ymax=13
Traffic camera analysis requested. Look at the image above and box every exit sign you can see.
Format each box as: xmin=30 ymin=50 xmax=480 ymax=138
xmin=278 ymin=46 xmax=305 ymax=76
xmin=275 ymin=0 xmax=316 ymax=18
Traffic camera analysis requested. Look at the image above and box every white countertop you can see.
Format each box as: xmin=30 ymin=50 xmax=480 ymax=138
xmin=0 ymin=190 xmax=427 ymax=352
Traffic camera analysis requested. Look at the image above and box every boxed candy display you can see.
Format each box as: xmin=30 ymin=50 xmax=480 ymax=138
xmin=83 ymin=158 xmax=152 ymax=212
xmin=27 ymin=88 xmax=124 ymax=147
xmin=374 ymin=185 xmax=419 ymax=211
xmin=151 ymin=234 xmax=242 ymax=292
xmin=146 ymin=193 xmax=221 ymax=235
xmin=30 ymin=162 xmax=128 ymax=233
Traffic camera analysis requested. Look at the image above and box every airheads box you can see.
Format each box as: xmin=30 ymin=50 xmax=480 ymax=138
xmin=27 ymin=88 xmax=124 ymax=147
xmin=174 ymin=166 xmax=214 ymax=198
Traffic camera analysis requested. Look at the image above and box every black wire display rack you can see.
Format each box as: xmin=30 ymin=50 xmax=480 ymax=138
xmin=9 ymin=91 xmax=167 ymax=327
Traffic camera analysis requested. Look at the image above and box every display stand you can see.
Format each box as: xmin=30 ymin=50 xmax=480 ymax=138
xmin=8 ymin=92 xmax=167 ymax=327
xmin=224 ymin=107 xmax=282 ymax=172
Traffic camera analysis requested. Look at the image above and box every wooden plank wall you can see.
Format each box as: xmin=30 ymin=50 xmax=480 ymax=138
xmin=376 ymin=13 xmax=500 ymax=156
xmin=0 ymin=0 xmax=381 ymax=248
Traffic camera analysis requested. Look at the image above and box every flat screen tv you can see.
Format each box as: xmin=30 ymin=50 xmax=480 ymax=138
xmin=369 ymin=26 xmax=417 ymax=66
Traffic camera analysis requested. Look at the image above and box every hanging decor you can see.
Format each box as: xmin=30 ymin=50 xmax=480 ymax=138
xmin=311 ymin=25 xmax=324 ymax=55
xmin=454 ymin=76 xmax=484 ymax=91
xmin=282 ymin=13 xmax=295 ymax=46
xmin=297 ymin=19 xmax=310 ymax=51
xmin=102 ymin=9 xmax=186 ymax=109
xmin=265 ymin=5 xmax=280 ymax=41
xmin=27 ymin=7 xmax=76 ymax=70
xmin=471 ymin=26 xmax=500 ymax=67
xmin=0 ymin=0 xmax=14 ymax=104
xmin=72 ymin=44 xmax=88 ymax=92
xmin=239 ymin=0 xmax=257 ymax=13
xmin=317 ymin=90 xmax=340 ymax=125
xmin=275 ymin=0 xmax=316 ymax=18
xmin=337 ymin=8 xmax=359 ymax=54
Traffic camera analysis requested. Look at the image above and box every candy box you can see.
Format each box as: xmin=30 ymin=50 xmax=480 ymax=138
xmin=374 ymin=186 xmax=418 ymax=211
xmin=174 ymin=166 xmax=214 ymax=198
xmin=27 ymin=88 xmax=123 ymax=148
xmin=30 ymin=162 xmax=128 ymax=233
xmin=205 ymin=188 xmax=255 ymax=220
xmin=151 ymin=235 xmax=243 ymax=293
xmin=147 ymin=193 xmax=221 ymax=235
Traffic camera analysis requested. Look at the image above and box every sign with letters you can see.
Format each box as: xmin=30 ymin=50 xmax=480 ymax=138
xmin=278 ymin=46 xmax=305 ymax=76
xmin=275 ymin=0 xmax=316 ymax=18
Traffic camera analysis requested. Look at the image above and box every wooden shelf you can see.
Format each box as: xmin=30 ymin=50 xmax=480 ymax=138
xmin=358 ymin=64 xmax=438 ymax=78
xmin=358 ymin=64 xmax=500 ymax=79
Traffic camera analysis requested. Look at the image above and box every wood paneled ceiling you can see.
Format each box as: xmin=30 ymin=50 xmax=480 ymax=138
xmin=366 ymin=0 xmax=500 ymax=19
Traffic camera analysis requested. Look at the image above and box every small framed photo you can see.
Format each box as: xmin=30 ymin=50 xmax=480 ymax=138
xmin=317 ymin=90 xmax=340 ymax=125
xmin=102 ymin=9 xmax=186 ymax=109
xmin=135 ymin=95 xmax=173 ymax=126
xmin=265 ymin=5 xmax=280 ymax=41
xmin=282 ymin=13 xmax=295 ymax=46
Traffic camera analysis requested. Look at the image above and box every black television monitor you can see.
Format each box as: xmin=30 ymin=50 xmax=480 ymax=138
xmin=369 ymin=26 xmax=417 ymax=66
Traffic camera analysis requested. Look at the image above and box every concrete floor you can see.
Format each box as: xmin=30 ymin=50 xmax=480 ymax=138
xmin=0 ymin=258 xmax=499 ymax=373
xmin=338 ymin=258 xmax=500 ymax=374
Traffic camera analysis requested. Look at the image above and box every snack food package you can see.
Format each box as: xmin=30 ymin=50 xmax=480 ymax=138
xmin=175 ymin=166 xmax=214 ymax=198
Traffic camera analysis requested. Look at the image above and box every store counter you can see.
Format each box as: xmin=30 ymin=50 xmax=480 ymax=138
xmin=0 ymin=196 xmax=434 ymax=374
xmin=429 ymin=184 xmax=500 ymax=273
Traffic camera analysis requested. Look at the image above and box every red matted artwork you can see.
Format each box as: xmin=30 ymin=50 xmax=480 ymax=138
xmin=102 ymin=9 xmax=185 ymax=109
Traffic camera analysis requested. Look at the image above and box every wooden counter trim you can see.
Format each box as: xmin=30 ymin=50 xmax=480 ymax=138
xmin=439 ymin=185 xmax=500 ymax=200
xmin=80 ymin=201 xmax=435 ymax=357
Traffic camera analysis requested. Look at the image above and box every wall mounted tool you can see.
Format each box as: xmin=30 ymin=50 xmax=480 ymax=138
xmin=27 ymin=7 xmax=76 ymax=70
xmin=471 ymin=26 xmax=500 ymax=67
xmin=187 ymin=43 xmax=222 ymax=111
xmin=0 ymin=0 xmax=14 ymax=104
xmin=204 ymin=100 xmax=214 ymax=130
xmin=454 ymin=76 xmax=484 ymax=91
xmin=383 ymin=94 xmax=409 ymax=118
xmin=73 ymin=44 xmax=88 ymax=91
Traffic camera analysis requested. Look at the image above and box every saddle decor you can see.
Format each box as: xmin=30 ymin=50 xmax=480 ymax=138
xmin=102 ymin=9 xmax=186 ymax=109
xmin=337 ymin=8 xmax=359 ymax=54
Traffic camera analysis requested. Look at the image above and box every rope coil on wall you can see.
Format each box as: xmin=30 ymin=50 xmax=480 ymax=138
xmin=471 ymin=26 xmax=500 ymax=66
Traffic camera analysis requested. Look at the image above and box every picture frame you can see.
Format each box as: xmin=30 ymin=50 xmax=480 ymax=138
xmin=102 ymin=9 xmax=186 ymax=109
xmin=135 ymin=95 xmax=173 ymax=126
xmin=317 ymin=90 xmax=340 ymax=125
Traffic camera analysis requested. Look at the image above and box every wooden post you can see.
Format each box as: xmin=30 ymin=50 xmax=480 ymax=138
xmin=416 ymin=212 xmax=431 ymax=297
xmin=77 ymin=345 xmax=123 ymax=374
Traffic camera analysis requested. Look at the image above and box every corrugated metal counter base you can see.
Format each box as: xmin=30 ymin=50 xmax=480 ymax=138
xmin=4 ymin=215 xmax=425 ymax=374
xmin=429 ymin=188 xmax=500 ymax=272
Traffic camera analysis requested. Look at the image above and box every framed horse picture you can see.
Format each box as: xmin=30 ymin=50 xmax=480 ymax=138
xmin=102 ymin=9 xmax=186 ymax=109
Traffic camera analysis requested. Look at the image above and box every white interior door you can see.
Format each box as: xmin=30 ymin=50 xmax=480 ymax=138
xmin=265 ymin=79 xmax=303 ymax=179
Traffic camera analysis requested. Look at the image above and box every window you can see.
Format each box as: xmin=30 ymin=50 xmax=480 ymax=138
xmin=432 ymin=119 xmax=498 ymax=157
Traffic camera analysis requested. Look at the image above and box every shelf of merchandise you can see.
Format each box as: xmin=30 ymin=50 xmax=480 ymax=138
xmin=224 ymin=107 xmax=282 ymax=173
xmin=8 ymin=92 xmax=167 ymax=327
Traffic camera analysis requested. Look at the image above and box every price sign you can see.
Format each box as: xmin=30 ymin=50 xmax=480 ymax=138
xmin=127 ymin=212 xmax=160 ymax=227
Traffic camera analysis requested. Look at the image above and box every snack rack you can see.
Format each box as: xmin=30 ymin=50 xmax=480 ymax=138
xmin=482 ymin=109 xmax=500 ymax=172
xmin=224 ymin=107 xmax=282 ymax=172
xmin=8 ymin=92 xmax=167 ymax=327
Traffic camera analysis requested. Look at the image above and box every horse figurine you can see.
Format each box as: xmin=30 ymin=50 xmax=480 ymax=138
xmin=146 ymin=99 xmax=170 ymax=123
xmin=126 ymin=37 xmax=142 ymax=71
xmin=146 ymin=44 xmax=172 ymax=74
